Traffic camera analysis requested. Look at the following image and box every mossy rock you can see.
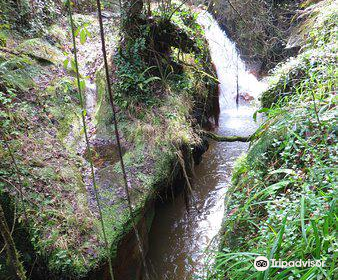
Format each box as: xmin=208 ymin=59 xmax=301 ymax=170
xmin=47 ymin=24 xmax=68 ymax=49
xmin=0 ymin=50 xmax=37 ymax=91
xmin=16 ymin=38 xmax=64 ymax=65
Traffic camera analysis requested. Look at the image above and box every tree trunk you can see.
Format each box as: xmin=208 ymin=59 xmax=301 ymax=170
xmin=0 ymin=202 xmax=27 ymax=280
xmin=123 ymin=0 xmax=144 ymax=37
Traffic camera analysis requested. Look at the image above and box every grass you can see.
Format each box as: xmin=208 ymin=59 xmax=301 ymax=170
xmin=203 ymin=1 xmax=338 ymax=280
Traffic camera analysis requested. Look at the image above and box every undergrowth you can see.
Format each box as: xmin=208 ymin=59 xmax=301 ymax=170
xmin=1 ymin=2 xmax=218 ymax=278
xmin=204 ymin=1 xmax=337 ymax=279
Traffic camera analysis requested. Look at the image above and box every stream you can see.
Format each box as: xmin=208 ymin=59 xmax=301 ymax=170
xmin=145 ymin=11 xmax=266 ymax=280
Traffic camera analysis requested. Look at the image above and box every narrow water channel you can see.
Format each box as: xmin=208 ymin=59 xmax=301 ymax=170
xmin=146 ymin=12 xmax=266 ymax=280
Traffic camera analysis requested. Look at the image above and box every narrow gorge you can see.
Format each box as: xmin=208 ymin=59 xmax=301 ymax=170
xmin=0 ymin=1 xmax=336 ymax=280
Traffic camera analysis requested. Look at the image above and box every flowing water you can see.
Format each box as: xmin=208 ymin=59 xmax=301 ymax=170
xmin=145 ymin=11 xmax=267 ymax=280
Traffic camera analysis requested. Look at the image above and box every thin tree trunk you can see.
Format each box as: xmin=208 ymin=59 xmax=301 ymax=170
xmin=147 ymin=0 xmax=151 ymax=16
xmin=0 ymin=202 xmax=27 ymax=280
xmin=125 ymin=0 xmax=143 ymax=18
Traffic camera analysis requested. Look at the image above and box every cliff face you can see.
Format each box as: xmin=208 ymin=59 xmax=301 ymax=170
xmin=0 ymin=3 xmax=217 ymax=279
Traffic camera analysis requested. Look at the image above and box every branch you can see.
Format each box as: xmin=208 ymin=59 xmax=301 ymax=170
xmin=179 ymin=61 xmax=219 ymax=83
xmin=202 ymin=131 xmax=251 ymax=142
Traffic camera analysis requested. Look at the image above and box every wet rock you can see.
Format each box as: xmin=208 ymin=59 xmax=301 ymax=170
xmin=240 ymin=92 xmax=254 ymax=102
xmin=84 ymin=142 xmax=124 ymax=168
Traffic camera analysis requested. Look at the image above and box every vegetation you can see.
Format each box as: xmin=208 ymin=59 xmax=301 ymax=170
xmin=0 ymin=0 xmax=337 ymax=279
xmin=206 ymin=1 xmax=337 ymax=279
xmin=0 ymin=0 xmax=217 ymax=279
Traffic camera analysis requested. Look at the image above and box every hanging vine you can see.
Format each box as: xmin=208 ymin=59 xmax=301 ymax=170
xmin=95 ymin=0 xmax=151 ymax=279
xmin=65 ymin=1 xmax=115 ymax=279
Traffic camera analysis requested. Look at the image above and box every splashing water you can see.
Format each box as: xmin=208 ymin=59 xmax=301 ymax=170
xmin=197 ymin=11 xmax=267 ymax=107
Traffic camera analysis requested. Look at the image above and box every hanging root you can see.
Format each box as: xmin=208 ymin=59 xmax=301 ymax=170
xmin=176 ymin=149 xmax=193 ymax=194
xmin=176 ymin=147 xmax=199 ymax=212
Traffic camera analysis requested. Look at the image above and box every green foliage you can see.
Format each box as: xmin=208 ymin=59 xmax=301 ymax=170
xmin=115 ymin=2 xmax=215 ymax=110
xmin=114 ymin=36 xmax=162 ymax=108
xmin=262 ymin=0 xmax=337 ymax=108
xmin=120 ymin=66 xmax=161 ymax=92
xmin=0 ymin=24 xmax=9 ymax=47
xmin=306 ymin=0 xmax=338 ymax=49
xmin=0 ymin=89 xmax=17 ymax=133
xmin=207 ymin=103 xmax=337 ymax=279
xmin=0 ymin=0 xmax=60 ymax=35
xmin=205 ymin=2 xmax=338 ymax=280
xmin=28 ymin=0 xmax=60 ymax=34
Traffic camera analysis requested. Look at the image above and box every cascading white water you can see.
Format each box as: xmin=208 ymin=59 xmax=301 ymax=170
xmin=197 ymin=11 xmax=267 ymax=107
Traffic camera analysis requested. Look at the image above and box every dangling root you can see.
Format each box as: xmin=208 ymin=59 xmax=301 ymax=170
xmin=176 ymin=150 xmax=193 ymax=194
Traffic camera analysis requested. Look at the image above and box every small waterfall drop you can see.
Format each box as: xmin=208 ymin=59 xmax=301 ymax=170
xmin=197 ymin=11 xmax=267 ymax=107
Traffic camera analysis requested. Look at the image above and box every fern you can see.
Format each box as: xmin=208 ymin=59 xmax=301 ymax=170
xmin=0 ymin=53 xmax=36 ymax=91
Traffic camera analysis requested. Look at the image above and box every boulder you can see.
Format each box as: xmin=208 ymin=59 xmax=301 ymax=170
xmin=16 ymin=38 xmax=64 ymax=65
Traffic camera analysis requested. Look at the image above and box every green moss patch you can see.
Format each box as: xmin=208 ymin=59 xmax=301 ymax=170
xmin=16 ymin=38 xmax=65 ymax=65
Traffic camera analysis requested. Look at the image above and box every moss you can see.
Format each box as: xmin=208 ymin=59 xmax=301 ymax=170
xmin=93 ymin=65 xmax=114 ymax=139
xmin=16 ymin=38 xmax=64 ymax=65
xmin=1 ymin=46 xmax=99 ymax=280
xmin=47 ymin=24 xmax=68 ymax=50
xmin=0 ymin=50 xmax=39 ymax=91
xmin=0 ymin=29 xmax=8 ymax=47
xmin=1 ymin=4 xmax=217 ymax=278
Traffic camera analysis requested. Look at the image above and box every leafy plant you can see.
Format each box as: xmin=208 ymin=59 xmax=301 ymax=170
xmin=120 ymin=66 xmax=161 ymax=92
xmin=114 ymin=37 xmax=162 ymax=108
xmin=205 ymin=2 xmax=338 ymax=279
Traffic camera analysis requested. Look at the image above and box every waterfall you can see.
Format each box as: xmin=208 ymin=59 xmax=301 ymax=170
xmin=197 ymin=12 xmax=267 ymax=108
